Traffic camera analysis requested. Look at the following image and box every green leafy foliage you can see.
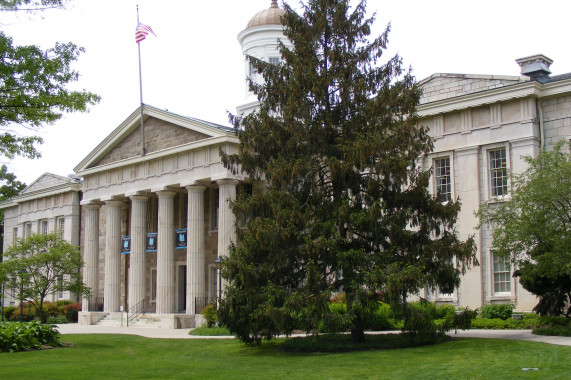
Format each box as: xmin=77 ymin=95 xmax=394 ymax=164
xmin=0 ymin=2 xmax=99 ymax=161
xmin=533 ymin=325 xmax=571 ymax=336
xmin=46 ymin=315 xmax=67 ymax=324
xmin=0 ymin=233 xmax=89 ymax=323
xmin=219 ymin=0 xmax=477 ymax=345
xmin=0 ymin=320 xmax=61 ymax=352
xmin=479 ymin=303 xmax=515 ymax=320
xmin=0 ymin=0 xmax=67 ymax=11
xmin=201 ymin=304 xmax=218 ymax=328
xmin=0 ymin=165 xmax=26 ymax=253
xmin=478 ymin=141 xmax=571 ymax=316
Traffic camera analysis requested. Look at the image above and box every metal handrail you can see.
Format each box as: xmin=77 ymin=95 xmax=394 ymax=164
xmin=126 ymin=299 xmax=146 ymax=326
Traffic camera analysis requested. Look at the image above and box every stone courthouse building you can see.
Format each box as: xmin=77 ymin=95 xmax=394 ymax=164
xmin=2 ymin=1 xmax=571 ymax=327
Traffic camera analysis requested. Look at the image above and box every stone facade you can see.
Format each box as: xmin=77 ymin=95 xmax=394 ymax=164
xmin=415 ymin=54 xmax=571 ymax=311
xmin=74 ymin=104 xmax=243 ymax=327
xmin=0 ymin=173 xmax=82 ymax=306
xmin=94 ymin=117 xmax=210 ymax=167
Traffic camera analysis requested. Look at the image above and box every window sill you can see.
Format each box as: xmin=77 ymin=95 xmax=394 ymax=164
xmin=486 ymin=196 xmax=511 ymax=204
xmin=486 ymin=294 xmax=515 ymax=303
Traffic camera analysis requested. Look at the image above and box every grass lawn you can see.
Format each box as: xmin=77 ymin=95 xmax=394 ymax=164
xmin=0 ymin=335 xmax=569 ymax=379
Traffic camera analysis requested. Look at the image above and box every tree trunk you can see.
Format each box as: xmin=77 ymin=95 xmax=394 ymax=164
xmin=351 ymin=322 xmax=365 ymax=343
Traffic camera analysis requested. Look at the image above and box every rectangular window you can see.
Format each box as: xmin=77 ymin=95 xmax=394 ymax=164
xmin=269 ymin=57 xmax=280 ymax=65
xmin=211 ymin=188 xmax=219 ymax=230
xmin=24 ymin=223 xmax=32 ymax=239
xmin=489 ymin=149 xmax=508 ymax=197
xmin=493 ymin=254 xmax=511 ymax=293
xmin=12 ymin=227 xmax=18 ymax=244
xmin=57 ymin=217 xmax=65 ymax=238
xmin=434 ymin=157 xmax=451 ymax=202
xmin=40 ymin=219 xmax=48 ymax=235
xmin=57 ymin=276 xmax=64 ymax=299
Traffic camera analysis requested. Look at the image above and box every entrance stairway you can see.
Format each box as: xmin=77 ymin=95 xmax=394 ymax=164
xmin=96 ymin=312 xmax=161 ymax=328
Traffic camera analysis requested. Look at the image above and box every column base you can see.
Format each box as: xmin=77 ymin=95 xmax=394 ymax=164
xmin=78 ymin=311 xmax=107 ymax=325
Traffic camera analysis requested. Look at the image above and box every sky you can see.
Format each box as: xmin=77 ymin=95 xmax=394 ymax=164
xmin=2 ymin=0 xmax=571 ymax=185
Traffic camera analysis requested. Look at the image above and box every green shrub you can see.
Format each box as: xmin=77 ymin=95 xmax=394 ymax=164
xmin=201 ymin=304 xmax=218 ymax=328
xmin=402 ymin=303 xmax=437 ymax=339
xmin=471 ymin=317 xmax=524 ymax=329
xmin=2 ymin=306 xmax=16 ymax=321
xmin=407 ymin=301 xmax=457 ymax=320
xmin=0 ymin=321 xmax=61 ymax=352
xmin=533 ymin=325 xmax=571 ymax=337
xmin=539 ymin=315 xmax=570 ymax=327
xmin=479 ymin=304 xmax=514 ymax=320
xmin=366 ymin=302 xmax=398 ymax=331
xmin=64 ymin=303 xmax=81 ymax=323
xmin=46 ymin=315 xmax=68 ymax=324
xmin=318 ymin=302 xmax=351 ymax=333
xmin=10 ymin=303 xmax=36 ymax=322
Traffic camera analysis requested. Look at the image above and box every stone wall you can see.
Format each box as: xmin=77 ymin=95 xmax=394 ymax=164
xmin=94 ymin=117 xmax=210 ymax=167
xmin=541 ymin=95 xmax=571 ymax=148
xmin=419 ymin=74 xmax=526 ymax=104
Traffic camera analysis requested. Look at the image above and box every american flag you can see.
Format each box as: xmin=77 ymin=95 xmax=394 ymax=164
xmin=135 ymin=23 xmax=156 ymax=43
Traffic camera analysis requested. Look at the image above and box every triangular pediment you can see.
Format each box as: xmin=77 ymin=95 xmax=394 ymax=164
xmin=21 ymin=173 xmax=73 ymax=194
xmin=74 ymin=105 xmax=234 ymax=173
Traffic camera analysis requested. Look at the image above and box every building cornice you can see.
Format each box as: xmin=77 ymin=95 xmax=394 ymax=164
xmin=417 ymin=78 xmax=571 ymax=117
xmin=0 ymin=182 xmax=82 ymax=209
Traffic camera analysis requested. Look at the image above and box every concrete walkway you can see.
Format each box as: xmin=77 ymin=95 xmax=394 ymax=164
xmin=55 ymin=324 xmax=571 ymax=346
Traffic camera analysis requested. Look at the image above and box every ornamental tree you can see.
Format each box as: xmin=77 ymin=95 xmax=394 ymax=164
xmin=478 ymin=141 xmax=571 ymax=316
xmin=219 ymin=0 xmax=476 ymax=344
xmin=0 ymin=232 xmax=89 ymax=323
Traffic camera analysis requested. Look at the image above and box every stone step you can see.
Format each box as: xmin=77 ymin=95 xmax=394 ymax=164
xmin=96 ymin=313 xmax=161 ymax=328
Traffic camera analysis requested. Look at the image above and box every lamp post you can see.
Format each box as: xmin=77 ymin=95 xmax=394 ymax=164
xmin=214 ymin=256 xmax=223 ymax=301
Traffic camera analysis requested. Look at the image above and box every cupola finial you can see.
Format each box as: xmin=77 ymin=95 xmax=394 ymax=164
xmin=271 ymin=0 xmax=278 ymax=8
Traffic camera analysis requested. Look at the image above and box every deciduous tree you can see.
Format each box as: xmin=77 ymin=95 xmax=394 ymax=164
xmin=0 ymin=232 xmax=89 ymax=322
xmin=0 ymin=0 xmax=99 ymax=161
xmin=219 ymin=0 xmax=476 ymax=344
xmin=478 ymin=141 xmax=571 ymax=316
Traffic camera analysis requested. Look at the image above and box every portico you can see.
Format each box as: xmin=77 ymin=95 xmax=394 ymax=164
xmin=76 ymin=105 xmax=243 ymax=328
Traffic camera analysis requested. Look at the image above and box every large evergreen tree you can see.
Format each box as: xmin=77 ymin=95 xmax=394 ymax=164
xmin=220 ymin=0 xmax=476 ymax=343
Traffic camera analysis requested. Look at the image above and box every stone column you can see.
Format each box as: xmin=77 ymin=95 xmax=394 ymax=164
xmin=156 ymin=191 xmax=175 ymax=314
xmin=128 ymin=195 xmax=147 ymax=310
xmin=82 ymin=204 xmax=100 ymax=312
xmin=186 ymin=185 xmax=205 ymax=314
xmin=104 ymin=200 xmax=123 ymax=312
xmin=217 ymin=179 xmax=238 ymax=294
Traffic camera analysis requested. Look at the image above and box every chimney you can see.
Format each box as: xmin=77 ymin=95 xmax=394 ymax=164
xmin=516 ymin=54 xmax=553 ymax=82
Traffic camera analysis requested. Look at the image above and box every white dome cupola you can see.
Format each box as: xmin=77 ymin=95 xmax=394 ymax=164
xmin=236 ymin=1 xmax=291 ymax=116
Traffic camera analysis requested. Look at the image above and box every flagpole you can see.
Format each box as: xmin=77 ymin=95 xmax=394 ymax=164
xmin=137 ymin=5 xmax=146 ymax=156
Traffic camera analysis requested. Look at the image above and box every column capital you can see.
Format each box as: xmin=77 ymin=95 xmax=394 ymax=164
xmin=216 ymin=178 xmax=239 ymax=187
xmin=104 ymin=200 xmax=126 ymax=207
xmin=156 ymin=190 xmax=176 ymax=199
xmin=186 ymin=184 xmax=206 ymax=192
xmin=81 ymin=202 xmax=102 ymax=209
xmin=129 ymin=194 xmax=148 ymax=201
